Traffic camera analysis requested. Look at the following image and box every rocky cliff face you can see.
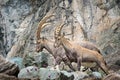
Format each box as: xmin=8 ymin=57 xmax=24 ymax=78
xmin=0 ymin=0 xmax=120 ymax=79
xmin=0 ymin=0 xmax=119 ymax=59
xmin=0 ymin=0 xmax=51 ymax=57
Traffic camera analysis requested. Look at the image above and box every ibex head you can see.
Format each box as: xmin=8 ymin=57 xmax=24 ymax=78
xmin=54 ymin=22 xmax=65 ymax=47
xmin=36 ymin=37 xmax=47 ymax=52
xmin=36 ymin=15 xmax=54 ymax=52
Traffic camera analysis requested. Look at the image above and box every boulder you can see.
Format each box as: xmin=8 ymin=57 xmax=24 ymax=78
xmin=60 ymin=71 xmax=74 ymax=80
xmin=0 ymin=55 xmax=19 ymax=76
xmin=18 ymin=66 xmax=39 ymax=79
xmin=90 ymin=71 xmax=102 ymax=79
xmin=38 ymin=67 xmax=60 ymax=80
xmin=72 ymin=71 xmax=89 ymax=80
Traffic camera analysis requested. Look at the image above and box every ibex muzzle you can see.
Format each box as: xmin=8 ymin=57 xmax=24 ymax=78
xmin=36 ymin=40 xmax=43 ymax=52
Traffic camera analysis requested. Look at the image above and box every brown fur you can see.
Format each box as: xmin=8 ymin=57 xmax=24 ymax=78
xmin=36 ymin=37 xmax=102 ymax=71
xmin=55 ymin=35 xmax=109 ymax=74
xmin=35 ymin=14 xmax=75 ymax=70
xmin=36 ymin=38 xmax=76 ymax=70
xmin=54 ymin=22 xmax=109 ymax=75
xmin=79 ymin=41 xmax=101 ymax=54
xmin=36 ymin=15 xmax=102 ymax=71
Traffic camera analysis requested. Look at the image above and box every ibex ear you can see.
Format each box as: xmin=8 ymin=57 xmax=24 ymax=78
xmin=41 ymin=37 xmax=45 ymax=40
xmin=37 ymin=39 xmax=41 ymax=43
xmin=62 ymin=32 xmax=65 ymax=37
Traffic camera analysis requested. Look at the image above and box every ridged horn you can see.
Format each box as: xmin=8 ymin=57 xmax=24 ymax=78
xmin=36 ymin=15 xmax=54 ymax=41
xmin=54 ymin=21 xmax=65 ymax=39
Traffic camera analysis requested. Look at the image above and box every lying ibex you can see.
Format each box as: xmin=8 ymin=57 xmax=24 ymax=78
xmin=54 ymin=22 xmax=109 ymax=75
xmin=36 ymin=15 xmax=104 ymax=71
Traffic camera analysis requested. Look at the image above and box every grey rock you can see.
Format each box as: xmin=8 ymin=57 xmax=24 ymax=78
xmin=90 ymin=71 xmax=102 ymax=79
xmin=0 ymin=0 xmax=9 ymax=5
xmin=0 ymin=55 xmax=19 ymax=76
xmin=33 ymin=52 xmax=49 ymax=68
xmin=115 ymin=59 xmax=120 ymax=66
xmin=38 ymin=67 xmax=60 ymax=80
xmin=72 ymin=71 xmax=89 ymax=80
xmin=60 ymin=71 xmax=74 ymax=80
xmin=9 ymin=57 xmax=25 ymax=69
xmin=18 ymin=66 xmax=39 ymax=79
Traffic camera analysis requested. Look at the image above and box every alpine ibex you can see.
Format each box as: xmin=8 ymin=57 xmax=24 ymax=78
xmin=54 ymin=22 xmax=109 ymax=75
xmin=36 ymin=15 xmax=76 ymax=70
xmin=36 ymin=14 xmax=105 ymax=71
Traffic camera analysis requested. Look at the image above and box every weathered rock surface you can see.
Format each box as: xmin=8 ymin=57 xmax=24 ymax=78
xmin=38 ymin=67 xmax=60 ymax=80
xmin=0 ymin=0 xmax=119 ymax=59
xmin=0 ymin=73 xmax=19 ymax=80
xmin=0 ymin=0 xmax=120 ymax=80
xmin=105 ymin=50 xmax=120 ymax=72
xmin=103 ymin=73 xmax=120 ymax=80
xmin=60 ymin=71 xmax=74 ymax=80
xmin=9 ymin=57 xmax=25 ymax=69
xmin=18 ymin=66 xmax=39 ymax=79
xmin=0 ymin=73 xmax=39 ymax=80
xmin=72 ymin=71 xmax=89 ymax=80
xmin=0 ymin=55 xmax=19 ymax=76
xmin=90 ymin=71 xmax=102 ymax=79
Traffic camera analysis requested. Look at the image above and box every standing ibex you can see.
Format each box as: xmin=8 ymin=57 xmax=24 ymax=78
xmin=36 ymin=14 xmax=105 ymax=72
xmin=54 ymin=22 xmax=109 ymax=75
xmin=36 ymin=15 xmax=76 ymax=70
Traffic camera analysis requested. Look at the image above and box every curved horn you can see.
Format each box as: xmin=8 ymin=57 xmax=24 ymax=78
xmin=36 ymin=15 xmax=54 ymax=41
xmin=54 ymin=21 xmax=65 ymax=39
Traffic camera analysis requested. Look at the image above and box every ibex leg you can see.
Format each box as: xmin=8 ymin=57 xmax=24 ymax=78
xmin=97 ymin=61 xmax=109 ymax=75
xmin=77 ymin=57 xmax=82 ymax=71
xmin=63 ymin=58 xmax=76 ymax=71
